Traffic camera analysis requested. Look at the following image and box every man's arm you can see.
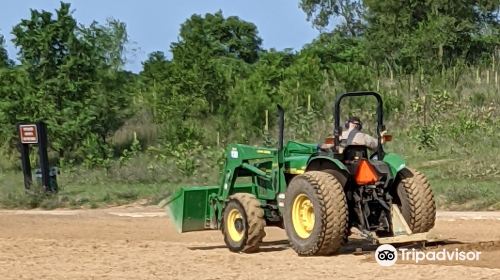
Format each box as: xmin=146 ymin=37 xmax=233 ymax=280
xmin=362 ymin=134 xmax=378 ymax=151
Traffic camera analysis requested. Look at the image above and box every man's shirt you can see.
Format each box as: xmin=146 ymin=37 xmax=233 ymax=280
xmin=340 ymin=127 xmax=378 ymax=151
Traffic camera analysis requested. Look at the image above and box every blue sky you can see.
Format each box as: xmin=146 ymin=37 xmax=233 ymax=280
xmin=0 ymin=0 xmax=319 ymax=72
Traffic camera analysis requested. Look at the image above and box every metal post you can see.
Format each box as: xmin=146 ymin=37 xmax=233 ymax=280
xmin=36 ymin=122 xmax=51 ymax=192
xmin=277 ymin=105 xmax=284 ymax=164
xmin=18 ymin=139 xmax=32 ymax=191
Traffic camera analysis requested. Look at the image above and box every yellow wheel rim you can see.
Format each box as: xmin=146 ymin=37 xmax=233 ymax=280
xmin=292 ymin=194 xmax=315 ymax=238
xmin=227 ymin=208 xmax=244 ymax=242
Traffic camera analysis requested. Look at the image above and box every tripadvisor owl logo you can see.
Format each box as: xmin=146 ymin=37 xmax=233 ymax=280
xmin=374 ymin=244 xmax=482 ymax=266
xmin=375 ymin=244 xmax=398 ymax=266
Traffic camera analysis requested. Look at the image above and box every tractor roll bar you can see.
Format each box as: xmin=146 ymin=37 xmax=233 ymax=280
xmin=333 ymin=91 xmax=385 ymax=159
xmin=277 ymin=105 xmax=284 ymax=152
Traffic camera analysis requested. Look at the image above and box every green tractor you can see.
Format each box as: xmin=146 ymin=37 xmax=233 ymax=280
xmin=164 ymin=91 xmax=436 ymax=255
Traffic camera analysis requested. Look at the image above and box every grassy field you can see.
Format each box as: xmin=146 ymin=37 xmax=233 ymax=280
xmin=1 ymin=169 xmax=497 ymax=210
xmin=0 ymin=172 xmax=175 ymax=209
xmin=389 ymin=130 xmax=500 ymax=210
xmin=0 ymin=156 xmax=181 ymax=209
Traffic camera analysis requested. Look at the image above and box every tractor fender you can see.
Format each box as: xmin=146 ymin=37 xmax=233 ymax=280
xmin=306 ymin=156 xmax=348 ymax=172
xmin=305 ymin=156 xmax=349 ymax=186
xmin=306 ymin=156 xmax=349 ymax=186
xmin=382 ymin=153 xmax=406 ymax=177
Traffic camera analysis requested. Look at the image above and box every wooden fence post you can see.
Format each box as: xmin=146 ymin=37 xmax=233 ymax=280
xmin=495 ymin=71 xmax=499 ymax=91
xmin=307 ymin=94 xmax=311 ymax=112
xmin=410 ymin=74 xmax=413 ymax=93
xmin=265 ymin=110 xmax=269 ymax=132
xmin=453 ymin=66 xmax=456 ymax=85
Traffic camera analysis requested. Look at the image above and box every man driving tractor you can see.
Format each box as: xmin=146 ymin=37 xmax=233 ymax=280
xmin=166 ymin=91 xmax=436 ymax=256
xmin=318 ymin=116 xmax=387 ymax=152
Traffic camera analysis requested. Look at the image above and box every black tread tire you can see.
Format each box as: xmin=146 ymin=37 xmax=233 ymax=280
xmin=396 ymin=168 xmax=436 ymax=233
xmin=284 ymin=171 xmax=348 ymax=256
xmin=222 ymin=193 xmax=266 ymax=253
xmin=322 ymin=169 xmax=348 ymax=187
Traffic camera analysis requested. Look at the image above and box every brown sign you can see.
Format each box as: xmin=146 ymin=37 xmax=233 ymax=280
xmin=19 ymin=124 xmax=38 ymax=144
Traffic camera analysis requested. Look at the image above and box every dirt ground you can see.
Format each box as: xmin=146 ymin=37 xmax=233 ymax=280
xmin=1 ymin=207 xmax=500 ymax=280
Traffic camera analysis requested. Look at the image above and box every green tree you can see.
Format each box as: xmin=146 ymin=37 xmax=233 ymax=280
xmin=139 ymin=51 xmax=208 ymax=144
xmin=302 ymin=32 xmax=373 ymax=91
xmin=228 ymin=50 xmax=295 ymax=136
xmin=139 ymin=51 xmax=173 ymax=122
xmin=170 ymin=11 xmax=262 ymax=113
xmin=0 ymin=34 xmax=12 ymax=68
xmin=8 ymin=2 xmax=132 ymax=160
xmin=299 ymin=0 xmax=364 ymax=36
xmin=172 ymin=11 xmax=262 ymax=64
xmin=137 ymin=12 xmax=263 ymax=145
xmin=85 ymin=19 xmax=129 ymax=70
xmin=82 ymin=19 xmax=134 ymax=146
xmin=363 ymin=0 xmax=500 ymax=73
xmin=141 ymin=52 xmax=171 ymax=90
xmin=0 ymin=69 xmax=34 ymax=144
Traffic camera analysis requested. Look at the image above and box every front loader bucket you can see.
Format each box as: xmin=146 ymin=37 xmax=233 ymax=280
xmin=165 ymin=185 xmax=219 ymax=233
xmin=164 ymin=183 xmax=254 ymax=233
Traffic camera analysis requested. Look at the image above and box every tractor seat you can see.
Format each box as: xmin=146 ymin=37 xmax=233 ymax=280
xmin=342 ymin=145 xmax=368 ymax=162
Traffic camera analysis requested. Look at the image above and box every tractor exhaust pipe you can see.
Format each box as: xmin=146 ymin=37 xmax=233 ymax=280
xmin=277 ymin=105 xmax=284 ymax=151
xmin=277 ymin=105 xmax=285 ymax=192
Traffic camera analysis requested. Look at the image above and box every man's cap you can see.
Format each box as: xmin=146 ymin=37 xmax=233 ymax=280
xmin=348 ymin=116 xmax=362 ymax=125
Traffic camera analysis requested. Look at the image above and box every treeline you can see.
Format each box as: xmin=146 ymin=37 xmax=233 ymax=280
xmin=0 ymin=3 xmax=134 ymax=166
xmin=0 ymin=1 xmax=499 ymax=170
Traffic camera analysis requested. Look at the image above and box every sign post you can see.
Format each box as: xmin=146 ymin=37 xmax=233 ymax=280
xmin=17 ymin=121 xmax=54 ymax=193
xmin=18 ymin=131 xmax=33 ymax=190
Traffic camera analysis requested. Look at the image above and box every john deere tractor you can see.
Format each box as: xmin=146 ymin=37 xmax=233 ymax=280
xmin=165 ymin=91 xmax=436 ymax=255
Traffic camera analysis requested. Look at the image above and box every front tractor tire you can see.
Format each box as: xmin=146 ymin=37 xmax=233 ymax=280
xmin=222 ymin=193 xmax=266 ymax=253
xmin=284 ymin=171 xmax=348 ymax=256
xmin=395 ymin=168 xmax=436 ymax=233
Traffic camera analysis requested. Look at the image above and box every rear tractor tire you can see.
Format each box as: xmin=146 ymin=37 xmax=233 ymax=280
xmin=222 ymin=193 xmax=266 ymax=253
xmin=395 ymin=168 xmax=436 ymax=233
xmin=284 ymin=171 xmax=348 ymax=256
